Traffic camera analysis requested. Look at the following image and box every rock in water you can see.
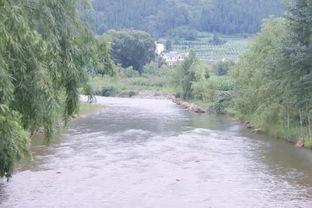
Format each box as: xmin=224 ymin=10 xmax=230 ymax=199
xmin=296 ymin=139 xmax=305 ymax=148
xmin=252 ymin=128 xmax=264 ymax=134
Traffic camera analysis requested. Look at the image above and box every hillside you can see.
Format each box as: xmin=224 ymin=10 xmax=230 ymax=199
xmin=171 ymin=33 xmax=249 ymax=62
xmin=90 ymin=0 xmax=284 ymax=36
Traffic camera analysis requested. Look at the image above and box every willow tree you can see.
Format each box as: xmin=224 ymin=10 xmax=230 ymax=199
xmin=0 ymin=0 xmax=112 ymax=178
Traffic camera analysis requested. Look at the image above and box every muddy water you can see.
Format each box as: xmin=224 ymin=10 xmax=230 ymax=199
xmin=1 ymin=97 xmax=312 ymax=208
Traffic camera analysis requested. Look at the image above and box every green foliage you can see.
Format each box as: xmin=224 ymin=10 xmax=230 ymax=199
xmin=0 ymin=110 xmax=30 ymax=178
xmin=90 ymin=0 xmax=284 ymax=36
xmin=215 ymin=76 xmax=234 ymax=91
xmin=120 ymin=67 xmax=140 ymax=78
xmin=91 ymin=63 xmax=173 ymax=97
xmin=213 ymin=91 xmax=234 ymax=114
xmin=106 ymin=30 xmax=156 ymax=72
xmin=170 ymin=26 xmax=198 ymax=40
xmin=213 ymin=60 xmax=234 ymax=76
xmin=233 ymin=18 xmax=287 ymax=116
xmin=304 ymin=138 xmax=312 ymax=149
xmin=209 ymin=34 xmax=227 ymax=45
xmin=0 ymin=0 xmax=113 ymax=178
xmin=167 ymin=51 xmax=234 ymax=112
xmin=191 ymin=78 xmax=216 ymax=102
xmin=199 ymin=0 xmax=284 ymax=34
xmin=233 ymin=0 xmax=312 ymax=141
xmin=172 ymin=33 xmax=250 ymax=62
xmin=179 ymin=51 xmax=199 ymax=99
xmin=99 ymin=86 xmax=119 ymax=97
xmin=91 ymin=38 xmax=115 ymax=76
xmin=278 ymin=0 xmax=312 ymax=114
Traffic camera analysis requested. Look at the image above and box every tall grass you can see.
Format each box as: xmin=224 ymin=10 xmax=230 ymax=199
xmin=89 ymin=64 xmax=176 ymax=97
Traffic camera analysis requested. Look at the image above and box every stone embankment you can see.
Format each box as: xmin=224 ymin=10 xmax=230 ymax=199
xmin=167 ymin=94 xmax=207 ymax=113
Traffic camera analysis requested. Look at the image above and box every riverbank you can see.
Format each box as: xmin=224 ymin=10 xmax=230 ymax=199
xmin=166 ymin=94 xmax=310 ymax=149
xmin=70 ymin=102 xmax=104 ymax=121
xmin=4 ymin=96 xmax=312 ymax=207
xmin=167 ymin=94 xmax=208 ymax=113
xmin=89 ymin=69 xmax=308 ymax=150
xmin=33 ymin=101 xmax=104 ymax=136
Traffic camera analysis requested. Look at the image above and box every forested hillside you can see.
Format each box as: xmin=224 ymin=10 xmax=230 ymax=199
xmin=90 ymin=0 xmax=284 ymax=36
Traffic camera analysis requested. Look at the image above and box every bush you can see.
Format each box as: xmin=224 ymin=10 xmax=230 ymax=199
xmin=213 ymin=91 xmax=234 ymax=114
xmin=253 ymin=103 xmax=285 ymax=130
xmin=120 ymin=66 xmax=140 ymax=78
xmin=213 ymin=60 xmax=234 ymax=76
xmin=99 ymin=86 xmax=119 ymax=97
xmin=192 ymin=79 xmax=216 ymax=102
xmin=216 ymin=76 xmax=234 ymax=91
xmin=175 ymin=91 xmax=182 ymax=98
xmin=119 ymin=90 xmax=137 ymax=97
xmin=305 ymin=138 xmax=312 ymax=149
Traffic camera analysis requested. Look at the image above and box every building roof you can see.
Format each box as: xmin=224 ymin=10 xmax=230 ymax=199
xmin=162 ymin=51 xmax=181 ymax=58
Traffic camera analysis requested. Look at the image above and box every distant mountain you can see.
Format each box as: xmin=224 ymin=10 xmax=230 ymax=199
xmin=89 ymin=0 xmax=284 ymax=37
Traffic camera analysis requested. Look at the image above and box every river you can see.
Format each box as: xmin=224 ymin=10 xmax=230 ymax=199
xmin=1 ymin=97 xmax=312 ymax=208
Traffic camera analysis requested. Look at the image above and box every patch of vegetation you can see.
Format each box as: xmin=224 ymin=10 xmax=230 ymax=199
xmin=90 ymin=64 xmax=175 ymax=97
xmin=104 ymin=30 xmax=156 ymax=73
xmin=232 ymin=0 xmax=312 ymax=144
xmin=0 ymin=0 xmax=113 ymax=178
xmin=164 ymin=51 xmax=235 ymax=113
xmin=172 ymin=33 xmax=250 ymax=62
xmin=304 ymin=138 xmax=312 ymax=149
xmin=90 ymin=0 xmax=284 ymax=36
xmin=209 ymin=34 xmax=227 ymax=45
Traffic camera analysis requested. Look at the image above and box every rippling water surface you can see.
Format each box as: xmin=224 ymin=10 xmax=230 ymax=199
xmin=1 ymin=97 xmax=312 ymax=208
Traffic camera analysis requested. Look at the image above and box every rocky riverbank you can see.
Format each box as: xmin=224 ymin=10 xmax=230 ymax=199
xmin=166 ymin=94 xmax=307 ymax=149
xmin=240 ymin=119 xmax=306 ymax=148
xmin=167 ymin=94 xmax=209 ymax=114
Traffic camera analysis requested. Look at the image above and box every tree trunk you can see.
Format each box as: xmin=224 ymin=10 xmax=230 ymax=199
xmin=308 ymin=113 xmax=311 ymax=138
xmin=287 ymin=111 xmax=290 ymax=130
xmin=299 ymin=110 xmax=303 ymax=140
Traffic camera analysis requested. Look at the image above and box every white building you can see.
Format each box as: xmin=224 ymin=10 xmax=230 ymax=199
xmin=161 ymin=51 xmax=188 ymax=66
xmin=155 ymin=43 xmax=165 ymax=55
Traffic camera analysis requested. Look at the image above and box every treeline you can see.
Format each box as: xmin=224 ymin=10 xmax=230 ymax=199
xmin=232 ymin=0 xmax=312 ymax=145
xmin=89 ymin=0 xmax=284 ymax=36
xmin=0 ymin=0 xmax=113 ymax=178
xmin=171 ymin=0 xmax=312 ymax=146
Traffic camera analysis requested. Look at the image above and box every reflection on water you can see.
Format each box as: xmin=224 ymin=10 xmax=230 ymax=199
xmin=1 ymin=97 xmax=312 ymax=208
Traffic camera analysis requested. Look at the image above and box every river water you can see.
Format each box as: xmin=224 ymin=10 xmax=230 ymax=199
xmin=1 ymin=97 xmax=312 ymax=208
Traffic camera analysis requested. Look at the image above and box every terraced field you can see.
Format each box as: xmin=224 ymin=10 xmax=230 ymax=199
xmin=172 ymin=33 xmax=250 ymax=63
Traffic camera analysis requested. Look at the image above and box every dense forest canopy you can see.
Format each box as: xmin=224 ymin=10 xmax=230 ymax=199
xmin=90 ymin=0 xmax=284 ymax=36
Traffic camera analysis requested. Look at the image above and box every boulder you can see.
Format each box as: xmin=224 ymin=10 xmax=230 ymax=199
xmin=246 ymin=123 xmax=254 ymax=129
xmin=167 ymin=94 xmax=206 ymax=114
xmin=252 ymin=128 xmax=264 ymax=134
xmin=194 ymin=107 xmax=206 ymax=113
xmin=243 ymin=121 xmax=254 ymax=129
xmin=296 ymin=139 xmax=305 ymax=148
